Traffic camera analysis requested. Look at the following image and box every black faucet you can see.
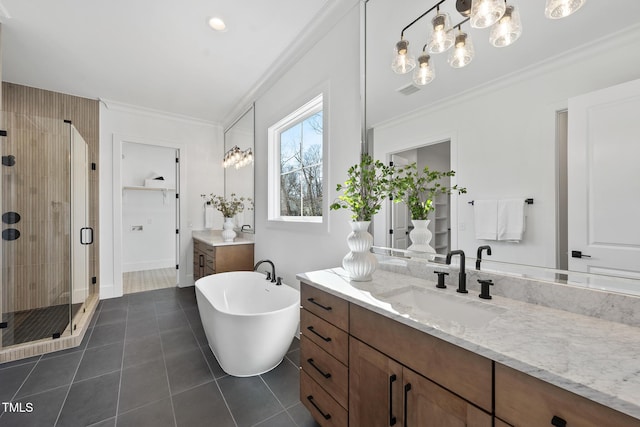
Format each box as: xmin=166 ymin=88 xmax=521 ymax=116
xmin=476 ymin=245 xmax=492 ymax=270
xmin=445 ymin=250 xmax=467 ymax=294
xmin=254 ymin=259 xmax=276 ymax=283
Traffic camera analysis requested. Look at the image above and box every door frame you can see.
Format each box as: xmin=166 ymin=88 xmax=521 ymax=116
xmin=112 ymin=134 xmax=187 ymax=298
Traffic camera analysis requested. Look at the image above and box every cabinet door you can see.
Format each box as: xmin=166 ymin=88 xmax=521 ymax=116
xmin=403 ymin=368 xmax=491 ymax=427
xmin=350 ymin=337 xmax=403 ymax=427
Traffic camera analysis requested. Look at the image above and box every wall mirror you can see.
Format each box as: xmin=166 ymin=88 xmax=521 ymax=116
xmin=364 ymin=0 xmax=640 ymax=293
xmin=224 ymin=106 xmax=255 ymax=232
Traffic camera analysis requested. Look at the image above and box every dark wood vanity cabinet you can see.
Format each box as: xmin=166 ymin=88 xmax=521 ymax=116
xmin=193 ymin=240 xmax=254 ymax=281
xmin=300 ymin=283 xmax=349 ymax=427
xmin=299 ymin=280 xmax=640 ymax=426
xmin=349 ymin=337 xmax=491 ymax=427
xmin=300 ymin=281 xmax=492 ymax=426
xmin=495 ymin=364 xmax=640 ymax=427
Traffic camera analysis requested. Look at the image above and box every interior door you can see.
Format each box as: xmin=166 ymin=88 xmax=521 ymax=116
xmin=391 ymin=155 xmax=410 ymax=249
xmin=567 ymin=78 xmax=640 ymax=279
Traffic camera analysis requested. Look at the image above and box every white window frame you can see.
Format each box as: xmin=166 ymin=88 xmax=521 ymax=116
xmin=268 ymin=93 xmax=326 ymax=224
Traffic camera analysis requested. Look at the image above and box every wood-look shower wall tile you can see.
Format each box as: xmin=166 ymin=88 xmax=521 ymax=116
xmin=2 ymin=82 xmax=100 ymax=311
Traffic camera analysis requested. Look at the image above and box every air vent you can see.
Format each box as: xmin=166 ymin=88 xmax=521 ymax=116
xmin=397 ymin=84 xmax=421 ymax=96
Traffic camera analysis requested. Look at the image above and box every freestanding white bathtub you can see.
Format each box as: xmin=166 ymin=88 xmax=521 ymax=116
xmin=195 ymin=271 xmax=300 ymax=377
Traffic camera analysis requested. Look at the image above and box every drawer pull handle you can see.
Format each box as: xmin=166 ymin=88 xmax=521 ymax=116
xmin=307 ymin=326 xmax=332 ymax=342
xmin=199 ymin=254 xmax=204 ymax=268
xmin=307 ymin=297 xmax=332 ymax=311
xmin=403 ymin=383 xmax=412 ymax=427
xmin=307 ymin=358 xmax=332 ymax=379
xmin=389 ymin=374 xmax=397 ymax=426
xmin=551 ymin=416 xmax=567 ymax=427
xmin=307 ymin=395 xmax=331 ymax=420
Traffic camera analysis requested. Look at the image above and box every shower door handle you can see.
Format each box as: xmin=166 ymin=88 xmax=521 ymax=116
xmin=80 ymin=227 xmax=93 ymax=245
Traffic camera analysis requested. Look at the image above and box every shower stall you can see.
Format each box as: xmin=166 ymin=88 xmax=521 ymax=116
xmin=1 ymin=113 xmax=93 ymax=352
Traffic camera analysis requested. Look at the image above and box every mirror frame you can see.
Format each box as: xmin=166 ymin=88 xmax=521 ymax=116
xmin=224 ymin=105 xmax=255 ymax=232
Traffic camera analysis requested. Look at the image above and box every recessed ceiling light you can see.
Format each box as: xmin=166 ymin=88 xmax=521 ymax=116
xmin=208 ymin=17 xmax=227 ymax=32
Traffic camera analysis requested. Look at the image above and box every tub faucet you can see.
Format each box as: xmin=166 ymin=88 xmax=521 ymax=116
xmin=476 ymin=245 xmax=492 ymax=270
xmin=254 ymin=259 xmax=276 ymax=283
xmin=445 ymin=250 xmax=467 ymax=294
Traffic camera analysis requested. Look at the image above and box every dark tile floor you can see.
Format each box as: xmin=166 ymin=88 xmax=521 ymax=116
xmin=0 ymin=286 xmax=319 ymax=427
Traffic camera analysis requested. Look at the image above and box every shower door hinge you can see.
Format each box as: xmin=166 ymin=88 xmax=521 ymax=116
xmin=176 ymin=194 xmax=179 ymax=199
xmin=389 ymin=229 xmax=394 ymax=235
xmin=176 ymin=229 xmax=179 ymax=235
xmin=0 ymin=322 xmax=7 ymax=329
xmin=176 ymin=264 xmax=179 ymax=270
xmin=52 ymin=332 xmax=61 ymax=339
xmin=91 ymin=162 xmax=96 ymax=170
xmin=63 ymin=119 xmax=72 ymax=124
xmin=176 ymin=157 xmax=179 ymax=163
xmin=92 ymin=276 xmax=97 ymax=284
xmin=0 ymin=130 xmax=7 ymax=137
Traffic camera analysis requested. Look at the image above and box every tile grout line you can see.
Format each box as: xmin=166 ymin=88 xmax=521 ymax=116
xmin=186 ymin=297 xmax=239 ymax=427
xmin=158 ymin=295 xmax=179 ymax=427
xmin=52 ymin=309 xmax=98 ymax=427
xmin=112 ymin=297 xmax=131 ymax=427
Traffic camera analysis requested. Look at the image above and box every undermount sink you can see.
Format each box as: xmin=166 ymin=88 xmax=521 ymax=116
xmin=380 ymin=286 xmax=505 ymax=326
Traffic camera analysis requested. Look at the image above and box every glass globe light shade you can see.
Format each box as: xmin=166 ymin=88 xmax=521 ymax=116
xmin=470 ymin=0 xmax=506 ymax=29
xmin=489 ymin=5 xmax=522 ymax=47
xmin=391 ymin=39 xmax=416 ymax=74
xmin=448 ymin=32 xmax=474 ymax=68
xmin=545 ymin=0 xmax=586 ymax=19
xmin=412 ymin=54 xmax=435 ymax=86
xmin=427 ymin=13 xmax=455 ymax=54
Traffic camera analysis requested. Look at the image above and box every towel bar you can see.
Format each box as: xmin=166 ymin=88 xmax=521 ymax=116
xmin=468 ymin=198 xmax=534 ymax=206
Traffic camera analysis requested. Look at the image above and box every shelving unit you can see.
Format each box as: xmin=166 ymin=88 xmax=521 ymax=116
xmin=433 ymin=193 xmax=451 ymax=255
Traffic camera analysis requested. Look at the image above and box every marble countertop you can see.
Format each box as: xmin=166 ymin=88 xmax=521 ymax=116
xmin=296 ymin=267 xmax=640 ymax=420
xmin=192 ymin=230 xmax=254 ymax=247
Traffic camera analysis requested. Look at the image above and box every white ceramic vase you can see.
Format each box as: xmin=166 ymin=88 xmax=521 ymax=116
xmin=342 ymin=221 xmax=378 ymax=281
xmin=221 ymin=217 xmax=237 ymax=242
xmin=408 ymin=219 xmax=436 ymax=260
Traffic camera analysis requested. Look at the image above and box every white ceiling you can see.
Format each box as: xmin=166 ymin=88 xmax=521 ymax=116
xmin=0 ymin=0 xmax=337 ymax=124
xmin=366 ymin=0 xmax=640 ymax=127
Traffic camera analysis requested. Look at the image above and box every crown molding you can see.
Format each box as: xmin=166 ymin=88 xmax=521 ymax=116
xmin=100 ymin=98 xmax=221 ymax=128
xmin=222 ymin=0 xmax=360 ymax=127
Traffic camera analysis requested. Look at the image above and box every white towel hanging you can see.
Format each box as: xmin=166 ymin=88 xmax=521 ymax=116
xmin=497 ymin=199 xmax=525 ymax=241
xmin=474 ymin=200 xmax=498 ymax=240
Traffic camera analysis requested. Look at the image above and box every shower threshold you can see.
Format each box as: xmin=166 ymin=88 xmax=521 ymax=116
xmin=1 ymin=303 xmax=83 ymax=347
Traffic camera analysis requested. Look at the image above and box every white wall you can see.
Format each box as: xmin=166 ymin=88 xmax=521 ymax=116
xmin=100 ymin=101 xmax=223 ymax=298
xmin=121 ymin=142 xmax=177 ymax=272
xmin=253 ymin=4 xmax=362 ymax=288
xmin=373 ymin=27 xmax=640 ymax=268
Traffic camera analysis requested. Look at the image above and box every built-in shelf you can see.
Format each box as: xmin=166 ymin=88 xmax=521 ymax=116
xmin=123 ymin=186 xmax=176 ymax=192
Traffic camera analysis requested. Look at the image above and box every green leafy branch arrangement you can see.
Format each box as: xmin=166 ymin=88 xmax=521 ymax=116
xmin=200 ymin=193 xmax=253 ymax=218
xmin=330 ymin=154 xmax=395 ymax=221
xmin=393 ymin=163 xmax=467 ymax=220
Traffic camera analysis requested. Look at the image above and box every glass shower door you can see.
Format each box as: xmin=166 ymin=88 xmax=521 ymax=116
xmin=0 ymin=113 xmax=76 ymax=349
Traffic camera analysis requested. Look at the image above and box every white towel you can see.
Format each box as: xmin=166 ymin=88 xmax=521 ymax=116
xmin=204 ymin=204 xmax=215 ymax=229
xmin=474 ymin=200 xmax=498 ymax=240
xmin=498 ymin=199 xmax=525 ymax=241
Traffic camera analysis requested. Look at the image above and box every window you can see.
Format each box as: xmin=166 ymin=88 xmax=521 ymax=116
xmin=268 ymin=94 xmax=324 ymax=222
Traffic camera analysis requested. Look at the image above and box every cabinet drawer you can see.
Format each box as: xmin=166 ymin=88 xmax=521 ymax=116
xmin=301 ymin=282 xmax=349 ymax=331
xmin=300 ymin=336 xmax=348 ymax=409
xmin=495 ymin=364 xmax=640 ymax=427
xmin=301 ymin=370 xmax=348 ymax=427
xmin=301 ymin=309 xmax=348 ymax=365
xmin=350 ymin=303 xmax=492 ymax=412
